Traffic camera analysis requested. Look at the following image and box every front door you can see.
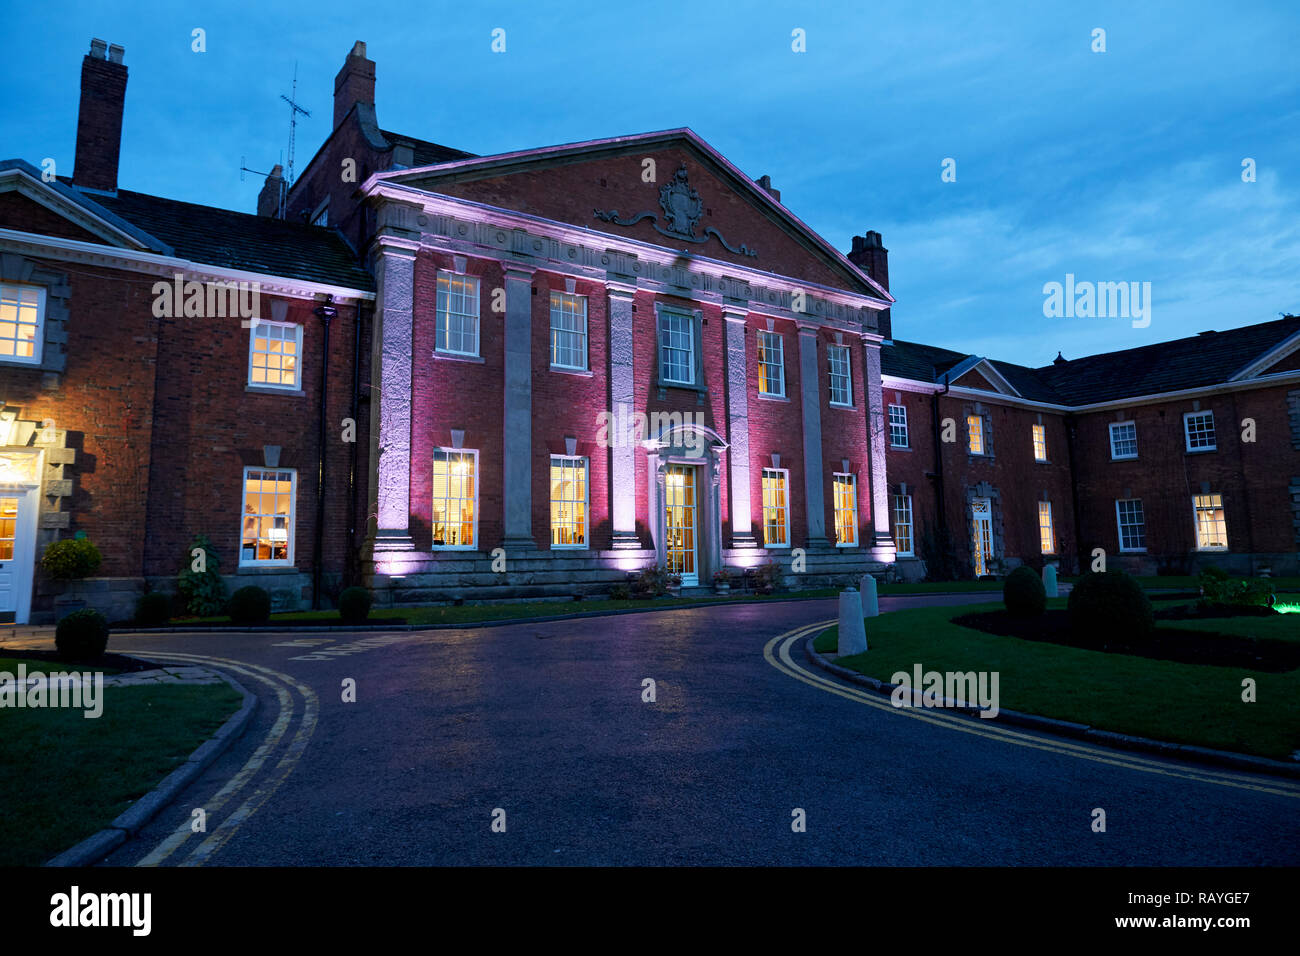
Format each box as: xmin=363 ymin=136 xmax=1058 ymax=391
xmin=971 ymin=497 xmax=994 ymax=577
xmin=664 ymin=464 xmax=698 ymax=586
xmin=0 ymin=490 xmax=34 ymax=623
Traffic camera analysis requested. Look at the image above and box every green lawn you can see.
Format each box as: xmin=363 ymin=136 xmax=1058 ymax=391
xmin=0 ymin=667 xmax=241 ymax=866
xmin=812 ymin=601 xmax=1299 ymax=759
xmin=0 ymin=656 xmax=122 ymax=675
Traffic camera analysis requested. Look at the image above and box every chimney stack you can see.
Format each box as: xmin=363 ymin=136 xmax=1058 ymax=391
xmin=334 ymin=41 xmax=375 ymax=130
xmin=257 ymin=164 xmax=285 ymax=218
xmin=73 ymin=38 xmax=128 ymax=193
xmin=755 ymin=174 xmax=781 ymax=204
xmin=848 ymin=230 xmax=891 ymax=340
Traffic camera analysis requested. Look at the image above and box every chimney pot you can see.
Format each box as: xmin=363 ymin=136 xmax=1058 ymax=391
xmin=846 ymin=229 xmax=890 ymax=341
xmin=334 ymin=40 xmax=376 ymax=130
xmin=107 ymin=43 xmax=125 ymax=64
xmin=89 ymin=38 xmax=107 ymax=58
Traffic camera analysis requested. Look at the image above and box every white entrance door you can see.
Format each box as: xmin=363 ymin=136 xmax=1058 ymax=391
xmin=971 ymin=497 xmax=994 ymax=577
xmin=0 ymin=489 xmax=35 ymax=623
xmin=664 ymin=464 xmax=698 ymax=586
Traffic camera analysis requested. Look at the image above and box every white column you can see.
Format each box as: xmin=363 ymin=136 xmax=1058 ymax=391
xmin=371 ymin=241 xmax=418 ymax=553
xmin=863 ymin=337 xmax=895 ymax=561
xmin=607 ymin=283 xmax=640 ymax=548
xmin=797 ymin=324 xmax=829 ymax=545
xmin=723 ymin=305 xmax=758 ymax=548
xmin=502 ymin=265 xmax=536 ymax=548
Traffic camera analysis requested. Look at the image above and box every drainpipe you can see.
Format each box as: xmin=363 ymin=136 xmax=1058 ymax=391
xmin=312 ymin=297 xmax=337 ymax=609
xmin=1064 ymin=413 xmax=1083 ymax=576
xmin=929 ymin=374 xmax=950 ymax=560
xmin=345 ymin=303 xmax=363 ymax=586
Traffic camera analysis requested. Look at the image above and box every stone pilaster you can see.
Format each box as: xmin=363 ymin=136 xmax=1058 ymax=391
xmin=863 ymin=337 xmax=896 ymax=562
xmin=607 ymin=282 xmax=640 ymax=548
xmin=370 ymin=240 xmax=418 ymax=554
xmin=502 ymin=265 xmax=536 ymax=549
xmin=797 ymin=324 xmax=829 ymax=546
xmin=723 ymin=306 xmax=758 ymax=548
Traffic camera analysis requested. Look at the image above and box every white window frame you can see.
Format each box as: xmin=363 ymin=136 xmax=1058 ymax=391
xmin=1109 ymin=421 xmax=1138 ymax=460
xmin=1183 ymin=410 xmax=1216 ymax=453
xmin=436 ymin=271 xmax=481 ymax=358
xmin=657 ymin=307 xmax=696 ymax=386
xmin=888 ymin=404 xmax=909 ymax=448
xmin=431 ymin=448 xmax=479 ymax=550
xmin=247 ymin=319 xmax=303 ymax=390
xmin=892 ymin=493 xmax=914 ymax=557
xmin=239 ymin=466 xmax=296 ymax=566
xmin=757 ymin=331 xmax=786 ymax=397
xmin=1032 ymin=424 xmax=1048 ymax=462
xmin=828 ymin=345 xmax=853 ymax=407
xmin=761 ymin=467 xmax=791 ymax=548
xmin=549 ymin=292 xmax=588 ymax=371
xmin=1115 ymin=499 xmax=1146 ymax=553
xmin=0 ymin=283 xmax=45 ymax=365
xmin=832 ymin=472 xmax=859 ymax=547
xmin=1192 ymin=493 xmax=1228 ymax=551
xmin=549 ymin=455 xmax=589 ymax=549
xmin=967 ymin=415 xmax=985 ymax=455
xmin=1038 ymin=501 xmax=1055 ymax=555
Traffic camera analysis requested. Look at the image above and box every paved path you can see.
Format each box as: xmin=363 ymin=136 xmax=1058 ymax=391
xmin=11 ymin=594 xmax=1296 ymax=866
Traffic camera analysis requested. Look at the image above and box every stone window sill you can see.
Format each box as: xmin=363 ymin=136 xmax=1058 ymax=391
xmin=246 ymin=385 xmax=305 ymax=397
xmin=433 ymin=351 xmax=485 ymax=364
xmin=551 ymin=365 xmax=594 ymax=378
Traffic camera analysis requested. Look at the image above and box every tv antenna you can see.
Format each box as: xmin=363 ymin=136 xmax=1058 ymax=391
xmin=236 ymin=63 xmax=310 ymax=219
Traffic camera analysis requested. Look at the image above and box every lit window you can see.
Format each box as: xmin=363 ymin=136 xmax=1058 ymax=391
xmin=0 ymin=497 xmax=18 ymax=561
xmin=431 ymin=449 xmax=477 ymax=548
xmin=828 ymin=345 xmax=852 ymax=406
xmin=240 ymin=468 xmax=295 ymax=565
xmin=550 ymin=292 xmax=588 ymax=370
xmin=832 ymin=473 xmax=858 ymax=546
xmin=658 ymin=310 xmax=694 ymax=385
xmin=0 ymin=283 xmax=44 ymax=364
xmin=550 ymin=456 xmax=588 ymax=548
xmin=1038 ymin=501 xmax=1055 ymax=554
xmin=1193 ymin=493 xmax=1227 ymax=550
xmin=762 ymin=468 xmax=790 ymax=547
xmin=1115 ymin=499 xmax=1146 ymax=552
xmin=889 ymin=404 xmax=909 ymax=448
xmin=1032 ymin=424 xmax=1048 ymax=462
xmin=436 ymin=272 xmax=480 ymax=357
xmin=1183 ymin=411 xmax=1216 ymax=452
xmin=967 ymin=415 xmax=985 ymax=454
xmin=757 ymin=331 xmax=785 ymax=397
xmin=1109 ymin=422 xmax=1138 ymax=460
xmin=248 ymin=320 xmax=302 ymax=389
xmin=892 ymin=494 xmax=913 ymax=556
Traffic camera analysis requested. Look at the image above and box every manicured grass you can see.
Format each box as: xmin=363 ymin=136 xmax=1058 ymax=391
xmin=0 ymin=656 xmax=122 ymax=675
xmin=0 ymin=671 xmax=241 ymax=866
xmin=877 ymin=580 xmax=1007 ymax=594
xmin=812 ymin=601 xmax=1299 ymax=759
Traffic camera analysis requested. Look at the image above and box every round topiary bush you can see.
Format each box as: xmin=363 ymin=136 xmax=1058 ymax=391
xmin=1068 ymin=570 xmax=1153 ymax=642
xmin=134 ymin=591 xmax=173 ymax=627
xmin=338 ymin=586 xmax=372 ymax=623
xmin=1003 ymin=565 xmax=1047 ymax=618
xmin=227 ymin=585 xmax=271 ymax=625
xmin=55 ymin=608 xmax=110 ymax=660
xmin=41 ymin=538 xmax=103 ymax=579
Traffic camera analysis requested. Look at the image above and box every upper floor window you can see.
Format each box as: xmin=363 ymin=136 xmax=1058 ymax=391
xmin=967 ymin=415 xmax=985 ymax=455
xmin=240 ymin=467 xmax=296 ymax=565
xmin=762 ymin=467 xmax=790 ymax=547
xmin=248 ymin=320 xmax=302 ymax=389
xmin=757 ymin=331 xmax=785 ymax=397
xmin=828 ymin=345 xmax=852 ymax=406
xmin=550 ymin=456 xmax=588 ymax=548
xmin=892 ymin=493 xmax=914 ymax=556
xmin=550 ymin=292 xmax=588 ymax=371
xmin=658 ymin=309 xmax=695 ymax=385
xmin=431 ymin=448 xmax=477 ymax=548
xmin=1109 ymin=421 xmax=1138 ymax=460
xmin=0 ymin=283 xmax=45 ymax=365
xmin=436 ymin=272 xmax=480 ymax=357
xmin=832 ymin=472 xmax=858 ymax=546
xmin=889 ymin=404 xmax=909 ymax=448
xmin=1032 ymin=424 xmax=1048 ymax=462
xmin=1183 ymin=410 xmax=1216 ymax=452
xmin=1193 ymin=493 xmax=1227 ymax=550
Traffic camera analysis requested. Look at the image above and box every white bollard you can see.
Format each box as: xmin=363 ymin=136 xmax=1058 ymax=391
xmin=838 ymin=587 xmax=867 ymax=656
xmin=859 ymin=573 xmax=879 ymax=617
xmin=1042 ymin=564 xmax=1058 ymax=598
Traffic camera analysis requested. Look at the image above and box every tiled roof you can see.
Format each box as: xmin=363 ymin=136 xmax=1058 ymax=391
xmin=379 ymin=130 xmax=475 ymax=167
xmin=882 ymin=339 xmax=1068 ymax=403
xmin=90 ymin=188 xmax=374 ymax=291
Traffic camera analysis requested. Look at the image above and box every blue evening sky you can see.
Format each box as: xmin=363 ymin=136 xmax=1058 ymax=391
xmin=4 ymin=1 xmax=1296 ymax=368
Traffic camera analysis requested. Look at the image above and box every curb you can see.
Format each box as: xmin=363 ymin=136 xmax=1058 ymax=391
xmin=43 ymin=672 xmax=258 ymax=867
xmin=802 ymin=632 xmax=1300 ymax=781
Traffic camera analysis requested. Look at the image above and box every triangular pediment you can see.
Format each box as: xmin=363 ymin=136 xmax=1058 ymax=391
xmin=945 ymin=356 xmax=1021 ymax=397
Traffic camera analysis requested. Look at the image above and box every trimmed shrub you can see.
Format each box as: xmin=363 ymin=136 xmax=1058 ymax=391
xmin=609 ymin=583 xmax=631 ymax=601
xmin=227 ymin=585 xmax=271 ymax=625
xmin=55 ymin=608 xmax=110 ymax=660
xmin=1068 ymin=570 xmax=1153 ymax=642
xmin=1003 ymin=565 xmax=1046 ymax=618
xmin=177 ymin=534 xmax=228 ymax=616
xmin=134 ymin=591 xmax=172 ymax=627
xmin=1197 ymin=568 xmax=1273 ymax=608
xmin=338 ymin=586 xmax=372 ymax=623
xmin=40 ymin=538 xmax=103 ymax=579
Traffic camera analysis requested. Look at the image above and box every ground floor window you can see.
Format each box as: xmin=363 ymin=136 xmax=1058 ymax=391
xmin=1116 ymin=499 xmax=1146 ymax=552
xmin=1038 ymin=501 xmax=1055 ymax=554
xmin=762 ymin=468 xmax=790 ymax=547
xmin=432 ymin=449 xmax=477 ymax=548
xmin=833 ymin=473 xmax=858 ymax=546
xmin=892 ymin=494 xmax=913 ymax=556
xmin=970 ymin=497 xmax=994 ymax=575
xmin=550 ymin=456 xmax=588 ymax=547
xmin=1193 ymin=493 xmax=1227 ymax=550
xmin=241 ymin=468 xmax=295 ymax=564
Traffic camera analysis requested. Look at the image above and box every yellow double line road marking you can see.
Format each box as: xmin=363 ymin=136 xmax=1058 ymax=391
xmin=765 ymin=622 xmax=1300 ymax=799
xmin=135 ymin=653 xmax=318 ymax=866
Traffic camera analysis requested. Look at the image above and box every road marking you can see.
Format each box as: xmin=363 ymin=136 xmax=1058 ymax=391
xmin=765 ymin=623 xmax=1300 ymax=799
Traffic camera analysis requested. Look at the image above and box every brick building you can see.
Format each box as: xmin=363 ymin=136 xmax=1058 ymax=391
xmin=0 ymin=39 xmax=1296 ymax=622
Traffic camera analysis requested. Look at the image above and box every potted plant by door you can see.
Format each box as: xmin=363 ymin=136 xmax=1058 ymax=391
xmin=666 ymin=572 xmax=682 ymax=597
xmin=712 ymin=567 xmax=732 ymax=594
xmin=41 ymin=536 xmax=104 ymax=621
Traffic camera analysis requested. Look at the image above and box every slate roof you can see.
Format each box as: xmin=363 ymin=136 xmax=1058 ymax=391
xmin=90 ymin=188 xmax=374 ymax=291
xmin=883 ymin=316 xmax=1300 ymax=407
xmin=379 ymin=130 xmax=475 ymax=167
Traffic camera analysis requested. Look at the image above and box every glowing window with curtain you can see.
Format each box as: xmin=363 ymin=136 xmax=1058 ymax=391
xmin=432 ymin=450 xmax=476 ymax=547
xmin=241 ymin=468 xmax=295 ymax=563
xmin=1193 ymin=493 xmax=1227 ymax=550
xmin=833 ymin=473 xmax=857 ymax=546
xmin=967 ymin=415 xmax=984 ymax=454
xmin=550 ymin=456 xmax=588 ymax=547
xmin=0 ymin=284 xmax=43 ymax=363
xmin=1038 ymin=501 xmax=1055 ymax=554
xmin=761 ymin=468 xmax=789 ymax=546
xmin=892 ymin=494 xmax=913 ymax=556
xmin=1032 ymin=424 xmax=1047 ymax=461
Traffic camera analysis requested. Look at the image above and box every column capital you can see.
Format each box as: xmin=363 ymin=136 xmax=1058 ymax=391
xmin=722 ymin=304 xmax=749 ymax=323
xmin=796 ymin=320 xmax=821 ymax=335
xmin=503 ymin=263 xmax=537 ymax=283
xmin=605 ymin=281 xmax=638 ymax=300
xmin=371 ymin=236 xmax=420 ymax=262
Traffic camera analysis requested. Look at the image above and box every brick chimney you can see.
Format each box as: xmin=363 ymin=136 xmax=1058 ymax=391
xmin=334 ymin=41 xmax=375 ymax=129
xmin=73 ymin=39 xmax=128 ymax=193
xmin=755 ymin=174 xmax=781 ymax=204
xmin=848 ymin=230 xmax=891 ymax=340
xmin=257 ymin=164 xmax=285 ymax=218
